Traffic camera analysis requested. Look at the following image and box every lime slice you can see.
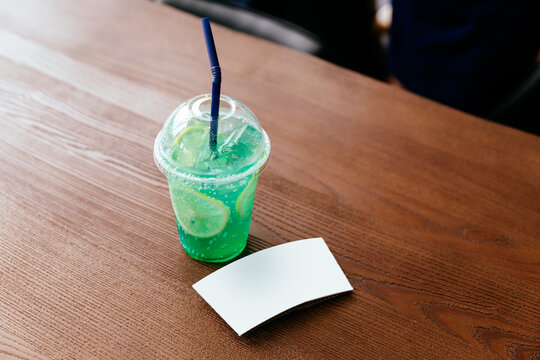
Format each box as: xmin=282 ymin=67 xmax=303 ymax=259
xmin=170 ymin=185 xmax=229 ymax=238
xmin=236 ymin=175 xmax=258 ymax=218
xmin=171 ymin=126 xmax=208 ymax=167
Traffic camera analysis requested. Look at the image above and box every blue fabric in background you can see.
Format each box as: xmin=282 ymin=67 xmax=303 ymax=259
xmin=390 ymin=0 xmax=540 ymax=116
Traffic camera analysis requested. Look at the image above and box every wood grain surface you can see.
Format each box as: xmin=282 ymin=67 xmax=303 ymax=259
xmin=1 ymin=0 xmax=539 ymax=358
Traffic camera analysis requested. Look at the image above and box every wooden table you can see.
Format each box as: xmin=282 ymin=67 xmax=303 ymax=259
xmin=1 ymin=0 xmax=539 ymax=358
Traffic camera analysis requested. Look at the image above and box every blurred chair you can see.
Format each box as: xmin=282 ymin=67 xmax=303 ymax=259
xmin=157 ymin=0 xmax=322 ymax=55
xmin=248 ymin=0 xmax=387 ymax=80
xmin=488 ymin=64 xmax=540 ymax=135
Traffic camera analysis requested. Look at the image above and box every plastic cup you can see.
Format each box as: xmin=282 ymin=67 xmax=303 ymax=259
xmin=154 ymin=94 xmax=270 ymax=262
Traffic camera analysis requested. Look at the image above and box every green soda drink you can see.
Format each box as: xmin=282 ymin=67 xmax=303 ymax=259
xmin=154 ymin=94 xmax=270 ymax=262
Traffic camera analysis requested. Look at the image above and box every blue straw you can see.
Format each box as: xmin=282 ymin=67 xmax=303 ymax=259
xmin=201 ymin=17 xmax=221 ymax=152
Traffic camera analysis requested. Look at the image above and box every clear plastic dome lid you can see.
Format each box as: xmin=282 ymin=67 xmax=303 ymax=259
xmin=154 ymin=94 xmax=270 ymax=182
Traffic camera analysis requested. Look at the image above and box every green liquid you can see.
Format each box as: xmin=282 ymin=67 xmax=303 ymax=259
xmin=172 ymin=175 xmax=258 ymax=262
xmin=166 ymin=118 xmax=263 ymax=262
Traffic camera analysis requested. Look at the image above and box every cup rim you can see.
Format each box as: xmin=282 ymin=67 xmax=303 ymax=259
xmin=154 ymin=130 xmax=270 ymax=184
